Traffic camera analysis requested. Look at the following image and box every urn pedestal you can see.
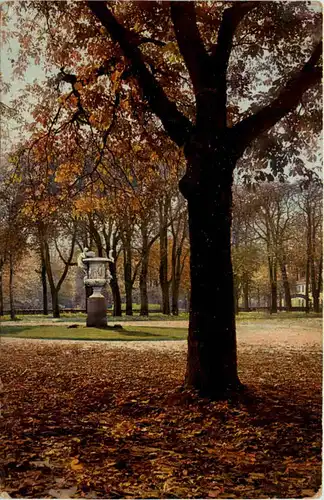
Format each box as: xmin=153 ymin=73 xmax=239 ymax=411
xmin=87 ymin=296 xmax=107 ymax=327
xmin=83 ymin=257 xmax=110 ymax=328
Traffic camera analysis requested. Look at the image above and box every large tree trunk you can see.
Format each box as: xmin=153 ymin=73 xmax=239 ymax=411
xmin=280 ymin=257 xmax=291 ymax=311
xmin=41 ymin=256 xmax=48 ymax=315
xmin=9 ymin=253 xmax=16 ymax=320
xmin=181 ymin=163 xmax=240 ymax=397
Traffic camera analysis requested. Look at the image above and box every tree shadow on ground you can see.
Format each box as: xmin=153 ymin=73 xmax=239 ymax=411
xmin=0 ymin=325 xmax=36 ymax=335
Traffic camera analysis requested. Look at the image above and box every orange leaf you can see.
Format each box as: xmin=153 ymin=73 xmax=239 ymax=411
xmin=70 ymin=458 xmax=84 ymax=471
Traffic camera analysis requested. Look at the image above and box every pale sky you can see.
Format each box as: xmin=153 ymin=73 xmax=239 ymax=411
xmin=1 ymin=2 xmax=53 ymax=150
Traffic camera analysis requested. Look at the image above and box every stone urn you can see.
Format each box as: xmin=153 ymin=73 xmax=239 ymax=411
xmin=82 ymin=255 xmax=111 ymax=327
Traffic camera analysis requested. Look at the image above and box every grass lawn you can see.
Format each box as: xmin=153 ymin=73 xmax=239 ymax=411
xmin=0 ymin=324 xmax=188 ymax=341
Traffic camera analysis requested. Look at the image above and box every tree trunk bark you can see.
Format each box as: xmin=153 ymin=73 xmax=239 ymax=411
xmin=171 ymin=232 xmax=178 ymax=316
xmin=171 ymin=249 xmax=182 ymax=317
xmin=305 ymin=240 xmax=311 ymax=313
xmin=280 ymin=258 xmax=291 ymax=311
xmin=123 ymin=246 xmax=133 ymax=316
xmin=139 ymin=223 xmax=149 ymax=316
xmin=159 ymin=198 xmax=170 ymax=315
xmin=268 ymin=257 xmax=277 ymax=314
xmin=171 ymin=278 xmax=180 ymax=316
xmin=270 ymin=280 xmax=277 ymax=314
xmin=109 ymin=261 xmax=122 ymax=316
xmin=242 ymin=274 xmax=249 ymax=312
xmin=313 ymin=292 xmax=320 ymax=313
xmin=9 ymin=253 xmax=15 ymax=320
xmin=316 ymin=253 xmax=322 ymax=312
xmin=140 ymin=259 xmax=149 ymax=316
xmin=181 ymin=165 xmax=240 ymax=397
xmin=51 ymin=288 xmax=60 ymax=318
xmin=41 ymin=257 xmax=48 ymax=315
xmin=311 ymin=253 xmax=322 ymax=314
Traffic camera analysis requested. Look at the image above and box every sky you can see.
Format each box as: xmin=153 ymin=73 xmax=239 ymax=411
xmin=0 ymin=2 xmax=52 ymax=152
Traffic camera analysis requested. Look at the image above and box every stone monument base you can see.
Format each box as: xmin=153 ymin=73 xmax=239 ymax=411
xmin=86 ymin=296 xmax=107 ymax=327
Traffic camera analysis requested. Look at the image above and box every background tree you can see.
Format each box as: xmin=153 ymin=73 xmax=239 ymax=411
xmin=251 ymin=184 xmax=297 ymax=313
xmin=0 ymin=164 xmax=29 ymax=319
xmin=297 ymin=180 xmax=323 ymax=313
xmin=232 ymin=186 xmax=260 ymax=312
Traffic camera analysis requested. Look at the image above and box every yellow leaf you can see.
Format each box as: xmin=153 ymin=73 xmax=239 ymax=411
xmin=70 ymin=458 xmax=84 ymax=471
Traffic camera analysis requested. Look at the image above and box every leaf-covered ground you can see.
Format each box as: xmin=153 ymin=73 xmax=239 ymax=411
xmin=0 ymin=334 xmax=321 ymax=498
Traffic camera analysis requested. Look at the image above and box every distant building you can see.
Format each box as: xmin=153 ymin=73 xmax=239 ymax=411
xmin=291 ymin=278 xmax=322 ymax=308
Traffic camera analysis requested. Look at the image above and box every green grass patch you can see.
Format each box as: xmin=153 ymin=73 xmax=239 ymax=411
xmin=0 ymin=324 xmax=188 ymax=341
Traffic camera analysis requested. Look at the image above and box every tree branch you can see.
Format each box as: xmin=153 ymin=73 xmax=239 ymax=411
xmin=55 ymin=238 xmax=69 ymax=266
xmin=210 ymin=2 xmax=258 ymax=120
xmin=87 ymin=1 xmax=193 ymax=147
xmin=170 ymin=2 xmax=210 ymax=94
xmin=57 ymin=227 xmax=77 ymax=291
xmin=232 ymin=41 xmax=322 ymax=153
